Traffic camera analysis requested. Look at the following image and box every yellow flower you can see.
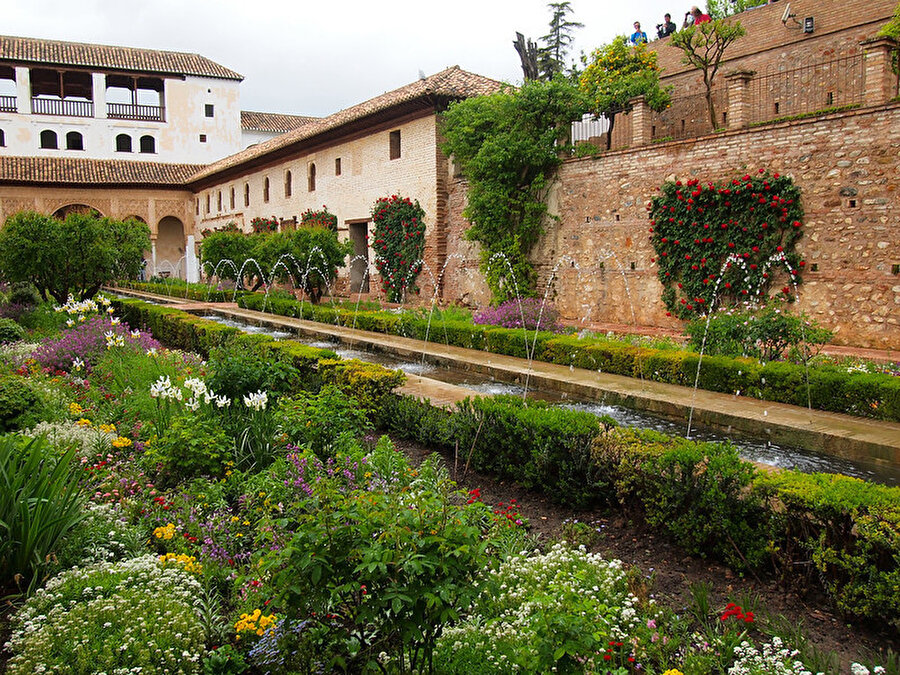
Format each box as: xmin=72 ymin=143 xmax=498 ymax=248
xmin=159 ymin=552 xmax=203 ymax=574
xmin=662 ymin=670 xmax=685 ymax=675
xmin=75 ymin=418 xmax=92 ymax=427
xmin=68 ymin=402 xmax=83 ymax=416
xmin=99 ymin=423 xmax=117 ymax=434
xmin=153 ymin=523 xmax=176 ymax=540
xmin=112 ymin=436 xmax=132 ymax=448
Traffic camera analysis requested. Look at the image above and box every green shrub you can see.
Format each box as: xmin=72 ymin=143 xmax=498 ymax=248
xmin=686 ymin=306 xmax=832 ymax=362
xmin=0 ymin=375 xmax=40 ymax=432
xmin=0 ymin=317 xmax=25 ymax=344
xmin=274 ymin=385 xmax=371 ymax=458
xmin=143 ymin=413 xmax=232 ymax=485
xmin=0 ymin=434 xmax=87 ymax=594
xmin=754 ymin=471 xmax=900 ymax=629
xmin=599 ymin=428 xmax=767 ymax=569
xmin=208 ymin=338 xmax=297 ymax=401
xmin=7 ymin=282 xmax=40 ymax=307
xmin=317 ymin=358 xmax=405 ymax=413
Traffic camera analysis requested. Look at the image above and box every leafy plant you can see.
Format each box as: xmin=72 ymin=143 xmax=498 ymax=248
xmin=669 ymin=18 xmax=746 ymax=129
xmin=0 ymin=376 xmax=40 ymax=432
xmin=579 ymin=38 xmax=670 ymax=149
xmin=0 ymin=434 xmax=87 ymax=594
xmin=274 ymin=385 xmax=371 ymax=458
xmin=0 ymin=211 xmax=150 ymax=303
xmin=0 ymin=317 xmax=26 ymax=344
xmin=371 ymin=195 xmax=426 ymax=302
xmin=441 ymin=76 xmax=587 ymax=302
xmin=143 ymin=413 xmax=232 ymax=485
xmin=300 ymin=206 xmax=338 ymax=232
xmin=538 ymin=1 xmax=584 ymax=79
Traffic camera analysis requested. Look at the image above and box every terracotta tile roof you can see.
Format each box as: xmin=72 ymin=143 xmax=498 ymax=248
xmin=191 ymin=66 xmax=505 ymax=183
xmin=0 ymin=35 xmax=242 ymax=81
xmin=0 ymin=156 xmax=203 ymax=186
xmin=241 ymin=110 xmax=319 ymax=133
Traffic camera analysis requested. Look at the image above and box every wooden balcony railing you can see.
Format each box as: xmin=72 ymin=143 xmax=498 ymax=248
xmin=107 ymin=103 xmax=165 ymax=122
xmin=31 ymin=97 xmax=93 ymax=117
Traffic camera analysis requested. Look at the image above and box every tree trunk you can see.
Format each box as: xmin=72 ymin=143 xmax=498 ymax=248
xmin=605 ymin=113 xmax=617 ymax=150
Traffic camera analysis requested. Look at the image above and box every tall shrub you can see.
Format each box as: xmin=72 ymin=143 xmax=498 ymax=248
xmin=371 ymin=195 xmax=426 ymax=302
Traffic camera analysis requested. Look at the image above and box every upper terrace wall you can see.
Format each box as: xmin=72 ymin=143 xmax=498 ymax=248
xmin=444 ymin=103 xmax=900 ymax=350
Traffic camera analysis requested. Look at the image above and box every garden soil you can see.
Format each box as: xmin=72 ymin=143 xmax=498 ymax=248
xmin=393 ymin=435 xmax=900 ymax=671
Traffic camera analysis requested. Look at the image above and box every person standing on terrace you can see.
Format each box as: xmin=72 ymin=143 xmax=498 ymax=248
xmin=631 ymin=21 xmax=649 ymax=45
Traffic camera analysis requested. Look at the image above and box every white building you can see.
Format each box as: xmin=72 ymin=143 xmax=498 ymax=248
xmin=0 ymin=35 xmax=247 ymax=165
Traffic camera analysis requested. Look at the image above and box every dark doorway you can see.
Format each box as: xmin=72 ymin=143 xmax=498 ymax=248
xmin=348 ymin=221 xmax=369 ymax=294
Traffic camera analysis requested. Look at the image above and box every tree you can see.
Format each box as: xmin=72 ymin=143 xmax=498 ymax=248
xmin=0 ymin=211 xmax=149 ymax=303
xmin=670 ymin=19 xmax=745 ymax=130
xmin=538 ymin=2 xmax=584 ymax=79
xmin=579 ymin=39 xmax=670 ymax=150
xmin=705 ymin=0 xmax=767 ymax=18
xmin=441 ymin=77 xmax=588 ymax=301
xmin=200 ymin=230 xmax=262 ymax=289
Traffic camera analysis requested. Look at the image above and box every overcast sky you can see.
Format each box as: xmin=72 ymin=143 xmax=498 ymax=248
xmin=7 ymin=0 xmax=686 ymax=117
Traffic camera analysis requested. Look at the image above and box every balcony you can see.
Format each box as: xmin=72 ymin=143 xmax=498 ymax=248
xmin=0 ymin=95 xmax=16 ymax=113
xmin=31 ymin=97 xmax=93 ymax=117
xmin=107 ymin=103 xmax=165 ymax=122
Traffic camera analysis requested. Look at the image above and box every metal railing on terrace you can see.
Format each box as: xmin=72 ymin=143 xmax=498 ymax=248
xmin=650 ymin=88 xmax=728 ymax=141
xmin=0 ymin=95 xmax=16 ymax=113
xmin=107 ymin=103 xmax=165 ymax=122
xmin=31 ymin=97 xmax=93 ymax=117
xmin=748 ymin=54 xmax=866 ymax=125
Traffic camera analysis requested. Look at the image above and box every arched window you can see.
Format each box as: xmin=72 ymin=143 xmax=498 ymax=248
xmin=206 ymin=194 xmax=210 ymax=214
xmin=115 ymin=134 xmax=132 ymax=152
xmin=139 ymin=135 xmax=156 ymax=153
xmin=65 ymin=131 xmax=84 ymax=151
xmin=217 ymin=191 xmax=222 ymax=212
xmin=284 ymin=170 xmax=292 ymax=198
xmin=263 ymin=177 xmax=270 ymax=203
xmin=244 ymin=183 xmax=250 ymax=207
xmin=307 ymin=163 xmax=316 ymax=192
xmin=0 ymin=129 xmax=5 ymax=147
xmin=40 ymin=130 xmax=58 ymax=149
xmin=230 ymin=187 xmax=235 ymax=210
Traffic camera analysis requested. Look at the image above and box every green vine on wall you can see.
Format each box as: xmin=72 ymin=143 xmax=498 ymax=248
xmin=649 ymin=170 xmax=806 ymax=319
xmin=441 ymin=77 xmax=587 ymax=303
xmin=371 ymin=195 xmax=426 ymax=302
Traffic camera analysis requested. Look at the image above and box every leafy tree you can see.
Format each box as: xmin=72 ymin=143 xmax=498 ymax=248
xmin=269 ymin=226 xmax=350 ymax=303
xmin=538 ymin=2 xmax=584 ymax=80
xmin=705 ymin=0 xmax=767 ymax=18
xmin=878 ymin=2 xmax=900 ymax=72
xmin=200 ymin=230 xmax=262 ymax=289
xmin=579 ymin=39 xmax=670 ymax=150
xmin=0 ymin=211 xmax=149 ymax=303
xmin=441 ymin=77 xmax=588 ymax=301
xmin=670 ymin=19 xmax=745 ymax=130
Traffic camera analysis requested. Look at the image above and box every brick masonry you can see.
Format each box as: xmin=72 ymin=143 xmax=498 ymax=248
xmin=443 ymin=103 xmax=900 ymax=350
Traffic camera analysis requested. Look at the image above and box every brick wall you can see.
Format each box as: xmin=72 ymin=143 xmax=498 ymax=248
xmin=443 ymin=103 xmax=900 ymax=350
xmin=643 ymin=0 xmax=896 ymax=140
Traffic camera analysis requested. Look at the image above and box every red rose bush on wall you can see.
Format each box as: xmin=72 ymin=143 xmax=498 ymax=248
xmin=371 ymin=195 xmax=426 ymax=303
xmin=649 ymin=170 xmax=806 ymax=320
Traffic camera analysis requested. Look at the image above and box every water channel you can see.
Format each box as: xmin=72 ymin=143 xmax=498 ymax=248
xmin=196 ymin=312 xmax=899 ymax=486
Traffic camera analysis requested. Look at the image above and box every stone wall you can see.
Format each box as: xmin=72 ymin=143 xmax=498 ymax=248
xmin=443 ymin=103 xmax=900 ymax=350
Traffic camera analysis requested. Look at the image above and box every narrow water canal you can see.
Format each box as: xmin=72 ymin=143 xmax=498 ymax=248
xmin=199 ymin=313 xmax=899 ymax=486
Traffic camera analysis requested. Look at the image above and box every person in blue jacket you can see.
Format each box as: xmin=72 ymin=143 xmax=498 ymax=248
xmin=630 ymin=22 xmax=648 ymax=45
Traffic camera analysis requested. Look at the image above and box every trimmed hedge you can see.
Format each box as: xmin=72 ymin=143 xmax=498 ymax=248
xmin=377 ymin=394 xmax=900 ymax=630
xmin=110 ymin=298 xmax=404 ymax=412
xmin=238 ymin=292 xmax=900 ymax=422
xmin=117 ymin=280 xmax=247 ymax=303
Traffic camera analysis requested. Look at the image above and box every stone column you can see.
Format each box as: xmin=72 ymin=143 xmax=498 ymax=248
xmin=15 ymin=67 xmax=30 ymax=114
xmin=629 ymin=95 xmax=652 ymax=147
xmin=725 ymin=70 xmax=755 ymax=130
xmin=185 ymin=234 xmax=199 ymax=283
xmin=92 ymin=73 xmax=107 ymax=119
xmin=150 ymin=239 xmax=158 ymax=277
xmin=861 ymin=37 xmax=899 ymax=107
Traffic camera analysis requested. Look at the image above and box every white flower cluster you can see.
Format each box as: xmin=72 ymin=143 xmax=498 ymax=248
xmin=150 ymin=375 xmax=230 ymax=411
xmin=243 ymin=389 xmax=268 ymax=411
xmin=5 ymin=555 xmax=205 ymax=674
xmin=24 ymin=420 xmax=116 ymax=460
xmin=727 ymin=638 xmax=820 ymax=675
xmin=0 ymin=341 xmax=40 ymax=367
xmin=850 ymin=665 xmax=887 ymax=675
xmin=436 ymin=544 xmax=641 ymax=671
